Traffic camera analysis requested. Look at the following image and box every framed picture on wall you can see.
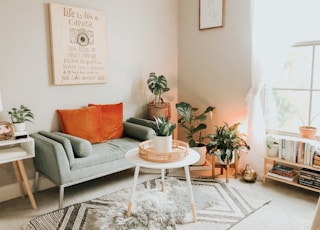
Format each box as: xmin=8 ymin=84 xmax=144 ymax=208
xmin=199 ymin=0 xmax=224 ymax=30
xmin=49 ymin=3 xmax=108 ymax=85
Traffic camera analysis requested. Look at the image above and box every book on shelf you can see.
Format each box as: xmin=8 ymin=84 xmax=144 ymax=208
xmin=272 ymin=163 xmax=295 ymax=173
xmin=269 ymin=134 xmax=320 ymax=166
xmin=267 ymin=171 xmax=298 ymax=182
xmin=298 ymin=177 xmax=320 ymax=189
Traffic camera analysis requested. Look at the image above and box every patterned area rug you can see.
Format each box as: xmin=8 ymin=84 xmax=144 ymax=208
xmin=24 ymin=177 xmax=271 ymax=230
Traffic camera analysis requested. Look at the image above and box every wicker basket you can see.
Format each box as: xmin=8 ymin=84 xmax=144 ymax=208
xmin=139 ymin=140 xmax=189 ymax=163
xmin=147 ymin=101 xmax=171 ymax=120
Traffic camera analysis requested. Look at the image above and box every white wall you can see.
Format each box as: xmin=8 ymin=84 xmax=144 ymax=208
xmin=0 ymin=0 xmax=178 ymax=200
xmin=178 ymin=0 xmax=251 ymax=139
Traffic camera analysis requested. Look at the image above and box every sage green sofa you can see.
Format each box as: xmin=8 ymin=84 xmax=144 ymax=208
xmin=30 ymin=118 xmax=155 ymax=208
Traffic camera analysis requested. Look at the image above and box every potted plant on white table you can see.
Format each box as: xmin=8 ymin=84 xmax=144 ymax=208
xmin=8 ymin=105 xmax=35 ymax=132
xmin=150 ymin=115 xmax=176 ymax=152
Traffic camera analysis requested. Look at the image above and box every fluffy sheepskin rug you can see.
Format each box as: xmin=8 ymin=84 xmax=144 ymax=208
xmin=87 ymin=177 xmax=192 ymax=230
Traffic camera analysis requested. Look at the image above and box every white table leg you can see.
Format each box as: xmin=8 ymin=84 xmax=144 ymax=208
xmin=184 ymin=165 xmax=197 ymax=222
xmin=127 ymin=165 xmax=140 ymax=217
xmin=161 ymin=168 xmax=165 ymax=192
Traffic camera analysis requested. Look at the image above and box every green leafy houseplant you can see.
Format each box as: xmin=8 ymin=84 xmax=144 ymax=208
xmin=8 ymin=105 xmax=35 ymax=123
xmin=206 ymin=122 xmax=250 ymax=163
xmin=147 ymin=72 xmax=170 ymax=105
xmin=176 ymin=101 xmax=215 ymax=147
xmin=151 ymin=115 xmax=176 ymax=136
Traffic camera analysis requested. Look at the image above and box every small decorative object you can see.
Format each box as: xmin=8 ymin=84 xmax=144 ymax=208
xmin=206 ymin=122 xmax=250 ymax=175
xmin=8 ymin=105 xmax=35 ymax=132
xmin=242 ymin=164 xmax=257 ymax=182
xmin=199 ymin=0 xmax=224 ymax=30
xmin=266 ymin=135 xmax=279 ymax=157
xmin=176 ymin=101 xmax=215 ymax=165
xmin=147 ymin=73 xmax=171 ymax=120
xmin=150 ymin=115 xmax=176 ymax=152
xmin=0 ymin=121 xmax=14 ymax=140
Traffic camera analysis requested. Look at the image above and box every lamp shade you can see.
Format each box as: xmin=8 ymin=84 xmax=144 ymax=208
xmin=0 ymin=91 xmax=3 ymax=111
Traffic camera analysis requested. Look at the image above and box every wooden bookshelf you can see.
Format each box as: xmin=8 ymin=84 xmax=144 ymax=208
xmin=264 ymin=156 xmax=320 ymax=193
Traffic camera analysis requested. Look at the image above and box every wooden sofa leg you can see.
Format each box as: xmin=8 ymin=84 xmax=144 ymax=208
xmin=59 ymin=186 xmax=64 ymax=209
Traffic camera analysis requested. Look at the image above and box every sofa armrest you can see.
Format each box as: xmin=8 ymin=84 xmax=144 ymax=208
xmin=30 ymin=133 xmax=71 ymax=185
xmin=53 ymin=132 xmax=92 ymax=157
xmin=123 ymin=121 xmax=155 ymax=141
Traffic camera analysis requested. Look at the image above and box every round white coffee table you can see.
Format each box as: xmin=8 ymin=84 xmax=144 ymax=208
xmin=125 ymin=147 xmax=200 ymax=222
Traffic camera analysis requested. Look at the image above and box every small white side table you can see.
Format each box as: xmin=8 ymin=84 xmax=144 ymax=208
xmin=125 ymin=147 xmax=200 ymax=222
xmin=0 ymin=137 xmax=37 ymax=209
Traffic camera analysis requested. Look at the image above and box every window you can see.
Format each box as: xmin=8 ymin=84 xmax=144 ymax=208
xmin=264 ymin=41 xmax=320 ymax=136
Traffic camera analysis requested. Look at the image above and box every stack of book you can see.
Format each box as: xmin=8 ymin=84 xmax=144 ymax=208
xmin=267 ymin=163 xmax=297 ymax=181
xmin=313 ymin=152 xmax=320 ymax=169
xmin=298 ymin=168 xmax=320 ymax=189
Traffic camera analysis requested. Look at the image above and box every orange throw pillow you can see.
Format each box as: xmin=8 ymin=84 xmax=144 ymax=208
xmin=57 ymin=106 xmax=105 ymax=144
xmin=88 ymin=102 xmax=123 ymax=140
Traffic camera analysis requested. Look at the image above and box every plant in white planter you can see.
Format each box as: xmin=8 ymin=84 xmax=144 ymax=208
xmin=150 ymin=115 xmax=176 ymax=152
xmin=266 ymin=135 xmax=279 ymax=157
xmin=206 ymin=122 xmax=250 ymax=175
xmin=8 ymin=105 xmax=34 ymax=132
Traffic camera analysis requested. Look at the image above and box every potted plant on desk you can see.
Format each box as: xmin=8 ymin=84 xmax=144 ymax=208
xmin=150 ymin=115 xmax=176 ymax=152
xmin=8 ymin=105 xmax=35 ymax=132
xmin=175 ymin=101 xmax=215 ymax=165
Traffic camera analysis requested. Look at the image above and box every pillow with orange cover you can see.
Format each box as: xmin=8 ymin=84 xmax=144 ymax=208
xmin=88 ymin=102 xmax=123 ymax=140
xmin=57 ymin=106 xmax=105 ymax=144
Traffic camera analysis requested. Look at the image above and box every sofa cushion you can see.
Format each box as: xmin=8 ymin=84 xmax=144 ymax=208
xmin=123 ymin=122 xmax=155 ymax=141
xmin=88 ymin=102 xmax=123 ymax=140
xmin=54 ymin=132 xmax=92 ymax=157
xmin=126 ymin=117 xmax=155 ymax=128
xmin=57 ymin=106 xmax=105 ymax=144
xmin=70 ymin=137 xmax=139 ymax=170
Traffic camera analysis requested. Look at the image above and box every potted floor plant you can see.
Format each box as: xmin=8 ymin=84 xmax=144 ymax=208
xmin=150 ymin=115 xmax=176 ymax=152
xmin=8 ymin=105 xmax=35 ymax=132
xmin=206 ymin=122 xmax=250 ymax=176
xmin=176 ymin=101 xmax=215 ymax=165
xmin=147 ymin=72 xmax=171 ymax=120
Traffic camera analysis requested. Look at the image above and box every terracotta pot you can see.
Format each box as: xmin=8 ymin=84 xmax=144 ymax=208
xmin=299 ymin=126 xmax=317 ymax=139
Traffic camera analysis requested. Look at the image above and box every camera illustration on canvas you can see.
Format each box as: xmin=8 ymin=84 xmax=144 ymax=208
xmin=69 ymin=28 xmax=94 ymax=46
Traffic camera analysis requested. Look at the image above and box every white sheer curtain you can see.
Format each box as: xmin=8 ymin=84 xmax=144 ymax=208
xmin=245 ymin=0 xmax=320 ymax=178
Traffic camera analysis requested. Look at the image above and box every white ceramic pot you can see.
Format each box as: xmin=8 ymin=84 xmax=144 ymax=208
xmin=153 ymin=135 xmax=172 ymax=152
xmin=218 ymin=153 xmax=236 ymax=165
xmin=267 ymin=144 xmax=279 ymax=157
xmin=13 ymin=122 xmax=26 ymax=132
xmin=191 ymin=146 xmax=207 ymax=166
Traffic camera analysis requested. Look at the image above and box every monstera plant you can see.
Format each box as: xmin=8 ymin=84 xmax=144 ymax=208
xmin=147 ymin=72 xmax=171 ymax=120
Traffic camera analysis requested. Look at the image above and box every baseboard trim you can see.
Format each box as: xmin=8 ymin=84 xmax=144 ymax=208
xmin=0 ymin=177 xmax=55 ymax=203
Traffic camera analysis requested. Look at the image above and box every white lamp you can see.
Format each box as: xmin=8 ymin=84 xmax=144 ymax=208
xmin=0 ymin=90 xmax=3 ymax=112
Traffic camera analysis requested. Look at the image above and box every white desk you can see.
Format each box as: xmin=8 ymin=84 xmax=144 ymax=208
xmin=125 ymin=147 xmax=200 ymax=222
xmin=0 ymin=137 xmax=37 ymax=209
